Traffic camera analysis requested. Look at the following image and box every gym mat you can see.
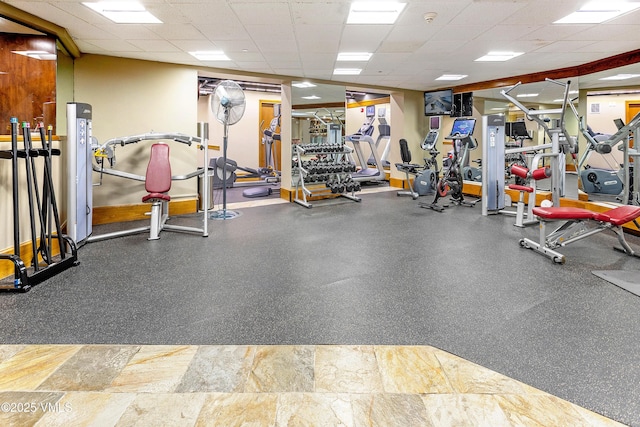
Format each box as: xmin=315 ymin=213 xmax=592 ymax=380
xmin=593 ymin=270 xmax=640 ymax=297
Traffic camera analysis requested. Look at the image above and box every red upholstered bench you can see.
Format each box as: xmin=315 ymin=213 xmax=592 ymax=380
xmin=532 ymin=206 xmax=597 ymax=221
xmin=520 ymin=205 xmax=640 ymax=263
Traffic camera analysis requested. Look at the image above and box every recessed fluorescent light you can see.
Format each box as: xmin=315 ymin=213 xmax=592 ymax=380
xmin=11 ymin=50 xmax=56 ymax=60
xmin=554 ymin=1 xmax=640 ymax=24
xmin=301 ymin=95 xmax=321 ymax=100
xmin=347 ymin=2 xmax=406 ymax=24
xmin=435 ymin=74 xmax=468 ymax=81
xmin=516 ymin=93 xmax=539 ymax=98
xmin=337 ymin=52 xmax=373 ymax=61
xmin=475 ymin=51 xmax=523 ymax=62
xmin=292 ymin=82 xmax=317 ymax=88
xmin=334 ymin=68 xmax=362 ymax=75
xmin=599 ymin=73 xmax=640 ymax=80
xmin=83 ymin=1 xmax=162 ymax=24
xmin=490 ymin=107 xmax=507 ymax=111
xmin=189 ymin=51 xmax=230 ymax=61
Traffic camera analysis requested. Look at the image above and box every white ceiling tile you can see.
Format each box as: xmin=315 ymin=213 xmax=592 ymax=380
xmin=3 ymin=0 xmax=640 ymax=93
xmin=338 ymin=25 xmax=393 ymax=52
xmin=290 ymin=2 xmax=349 ymax=26
xmin=83 ymin=39 xmax=142 ymax=52
xmin=148 ymin=24 xmax=205 ymax=40
xmin=533 ymin=40 xmax=596 ymax=54
xmin=245 ymin=24 xmax=295 ymax=41
xmin=128 ymin=40 xmax=181 ymax=52
xmin=229 ymin=2 xmax=292 ymax=26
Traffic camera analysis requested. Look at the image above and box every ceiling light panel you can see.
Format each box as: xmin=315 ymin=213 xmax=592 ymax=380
xmin=475 ymin=51 xmax=523 ymax=62
xmin=292 ymin=82 xmax=317 ymax=88
xmin=347 ymin=2 xmax=407 ymax=24
xmin=599 ymin=73 xmax=640 ymax=80
xmin=554 ymin=1 xmax=640 ymax=24
xmin=83 ymin=2 xmax=162 ymax=24
xmin=334 ymin=68 xmax=362 ymax=75
xmin=435 ymin=74 xmax=468 ymax=81
xmin=189 ymin=51 xmax=230 ymax=61
xmin=337 ymin=52 xmax=373 ymax=61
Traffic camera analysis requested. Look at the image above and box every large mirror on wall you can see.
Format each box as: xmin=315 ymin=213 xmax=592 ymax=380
xmin=472 ymin=61 xmax=640 ymax=202
xmin=1 ymin=19 xmax=58 ymax=134
xmin=291 ymin=81 xmax=346 ymax=146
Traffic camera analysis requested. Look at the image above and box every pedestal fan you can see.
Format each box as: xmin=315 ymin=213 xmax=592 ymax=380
xmin=209 ymin=80 xmax=246 ymax=220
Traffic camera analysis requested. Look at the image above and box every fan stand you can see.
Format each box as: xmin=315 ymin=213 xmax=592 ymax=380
xmin=210 ymin=107 xmax=240 ymax=220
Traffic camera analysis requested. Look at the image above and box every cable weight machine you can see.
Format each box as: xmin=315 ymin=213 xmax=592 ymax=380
xmin=0 ymin=118 xmax=78 ymax=292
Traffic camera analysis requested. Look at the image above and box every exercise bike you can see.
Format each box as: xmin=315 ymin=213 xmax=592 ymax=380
xmin=419 ymin=118 xmax=480 ymax=212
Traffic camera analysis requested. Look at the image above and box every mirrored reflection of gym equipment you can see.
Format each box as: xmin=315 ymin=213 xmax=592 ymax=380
xmin=573 ymin=109 xmax=640 ymax=205
xmin=89 ymin=130 xmax=209 ymax=241
xmin=500 ymin=78 xmax=578 ymax=216
xmin=209 ymin=103 xmax=281 ymax=199
xmin=1 ymin=118 xmax=79 ymax=292
xmin=209 ymin=80 xmax=247 ymax=220
xmin=345 ymin=109 xmax=386 ymax=183
xmin=367 ymin=108 xmax=391 ymax=168
xmin=575 ymin=121 xmax=623 ymax=196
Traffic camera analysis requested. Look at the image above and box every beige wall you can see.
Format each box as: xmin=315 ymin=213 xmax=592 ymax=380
xmin=74 ymin=55 xmax=199 ymax=206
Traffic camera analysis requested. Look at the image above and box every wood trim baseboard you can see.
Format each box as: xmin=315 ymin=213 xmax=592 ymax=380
xmin=92 ymin=199 xmax=198 ymax=225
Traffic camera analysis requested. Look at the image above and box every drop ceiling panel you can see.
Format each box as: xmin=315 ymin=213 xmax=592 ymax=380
xmin=84 ymin=39 xmax=142 ymax=52
xmin=2 ymin=0 xmax=640 ymax=93
xmin=128 ymin=40 xmax=182 ymax=52
xmin=148 ymin=24 xmax=205 ymax=40
xmin=338 ymin=25 xmax=393 ymax=52
xmin=290 ymin=2 xmax=349 ymax=26
xmin=229 ymin=2 xmax=292 ymax=26
xmin=175 ymin=2 xmax=238 ymax=24
xmin=450 ymin=1 xmax=529 ymax=26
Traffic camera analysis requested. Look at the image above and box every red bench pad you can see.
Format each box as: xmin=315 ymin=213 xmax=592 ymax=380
xmin=593 ymin=205 xmax=640 ymax=226
xmin=532 ymin=207 xmax=597 ymax=220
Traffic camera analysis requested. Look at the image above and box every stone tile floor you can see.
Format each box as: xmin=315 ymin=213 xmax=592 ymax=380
xmin=0 ymin=344 xmax=626 ymax=426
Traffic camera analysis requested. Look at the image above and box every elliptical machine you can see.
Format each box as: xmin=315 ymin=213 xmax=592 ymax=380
xmin=419 ymin=118 xmax=480 ymax=212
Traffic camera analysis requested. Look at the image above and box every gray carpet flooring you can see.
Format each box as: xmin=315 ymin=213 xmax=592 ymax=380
xmin=1 ymin=190 xmax=640 ymax=426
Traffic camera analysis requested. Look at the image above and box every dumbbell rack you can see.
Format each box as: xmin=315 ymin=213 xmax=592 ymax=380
xmin=292 ymin=142 xmax=362 ymax=208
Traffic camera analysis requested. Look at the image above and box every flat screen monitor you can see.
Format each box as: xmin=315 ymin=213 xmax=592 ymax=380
xmin=365 ymin=105 xmax=375 ymax=117
xmin=449 ymin=118 xmax=476 ymax=137
xmin=510 ymin=121 xmax=528 ymax=138
xmin=424 ymin=89 xmax=453 ymax=116
xmin=430 ymin=116 xmax=441 ymax=130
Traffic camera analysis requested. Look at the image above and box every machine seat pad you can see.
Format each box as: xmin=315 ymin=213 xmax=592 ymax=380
xmin=142 ymin=193 xmax=171 ymax=203
xmin=532 ymin=207 xmax=597 ymax=220
xmin=508 ymin=184 xmax=533 ymax=193
xmin=593 ymin=205 xmax=640 ymax=226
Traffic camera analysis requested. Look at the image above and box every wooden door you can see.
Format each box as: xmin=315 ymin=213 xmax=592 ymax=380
xmin=258 ymin=101 xmax=281 ymax=170
xmin=626 ymin=101 xmax=640 ymax=149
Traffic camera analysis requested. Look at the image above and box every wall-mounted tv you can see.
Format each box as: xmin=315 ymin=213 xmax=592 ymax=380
xmin=451 ymin=92 xmax=473 ymax=117
xmin=424 ymin=89 xmax=453 ymax=116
